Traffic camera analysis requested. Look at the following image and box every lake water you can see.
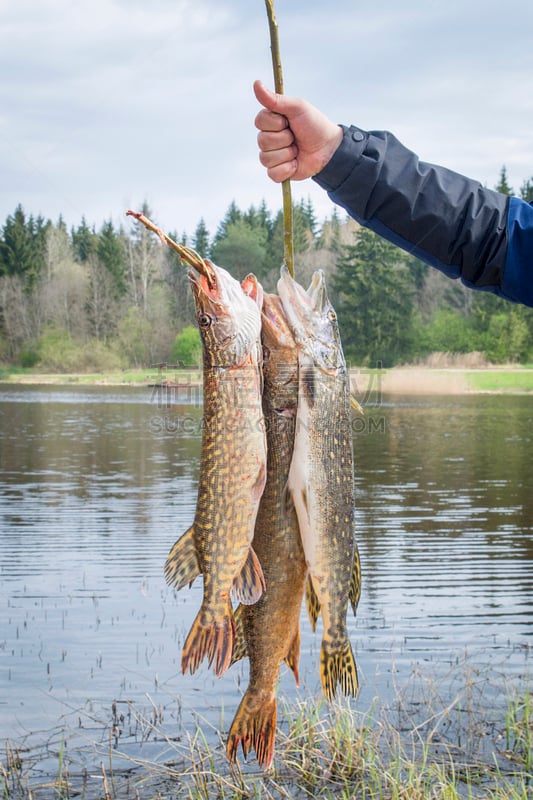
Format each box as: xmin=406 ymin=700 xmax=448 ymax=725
xmin=0 ymin=383 xmax=532 ymax=788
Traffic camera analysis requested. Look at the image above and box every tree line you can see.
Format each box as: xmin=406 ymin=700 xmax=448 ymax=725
xmin=1 ymin=166 xmax=532 ymax=372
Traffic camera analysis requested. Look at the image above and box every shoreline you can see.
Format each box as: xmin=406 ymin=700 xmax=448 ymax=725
xmin=2 ymin=365 xmax=533 ymax=394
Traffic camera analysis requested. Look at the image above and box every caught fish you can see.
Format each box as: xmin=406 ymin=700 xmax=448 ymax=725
xmin=164 ymin=263 xmax=267 ymax=678
xmin=278 ymin=266 xmax=360 ymax=701
xmin=227 ymin=293 xmax=307 ymax=770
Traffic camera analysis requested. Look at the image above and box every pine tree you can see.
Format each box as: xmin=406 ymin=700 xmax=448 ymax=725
xmin=97 ymin=220 xmax=127 ymax=296
xmin=192 ymin=218 xmax=210 ymax=258
xmin=520 ymin=178 xmax=533 ymax=202
xmin=72 ymin=217 xmax=97 ymax=262
xmin=333 ymin=227 xmax=416 ymax=366
xmin=0 ymin=205 xmax=44 ymax=288
xmin=495 ymin=165 xmax=513 ymax=196
xmin=212 ymin=201 xmax=242 ymax=245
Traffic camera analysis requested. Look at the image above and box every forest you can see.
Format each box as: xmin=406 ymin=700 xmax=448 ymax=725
xmin=1 ymin=167 xmax=532 ymax=372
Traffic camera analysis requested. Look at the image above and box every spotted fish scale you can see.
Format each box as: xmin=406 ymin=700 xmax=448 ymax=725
xmin=278 ymin=266 xmax=360 ymax=701
xmin=227 ymin=293 xmax=306 ymax=770
xmin=164 ymin=264 xmax=267 ymax=678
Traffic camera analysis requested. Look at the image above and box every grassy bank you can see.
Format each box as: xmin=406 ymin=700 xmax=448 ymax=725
xmin=2 ymin=365 xmax=533 ymax=395
xmin=353 ymin=366 xmax=533 ymax=398
xmin=1 ymin=661 xmax=530 ymax=799
xmin=0 ymin=366 xmax=202 ymax=387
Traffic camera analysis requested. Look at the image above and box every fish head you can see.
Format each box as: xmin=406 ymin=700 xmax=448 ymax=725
xmin=261 ymin=293 xmax=299 ymax=411
xmin=190 ymin=262 xmax=262 ymax=368
xmin=277 ymin=266 xmax=345 ymax=375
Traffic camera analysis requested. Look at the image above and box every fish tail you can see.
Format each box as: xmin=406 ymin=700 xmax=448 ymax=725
xmin=181 ymin=602 xmax=235 ymax=678
xmin=320 ymin=639 xmax=359 ymax=701
xmin=226 ymin=690 xmax=277 ymax=770
xmin=164 ymin=526 xmax=201 ymax=590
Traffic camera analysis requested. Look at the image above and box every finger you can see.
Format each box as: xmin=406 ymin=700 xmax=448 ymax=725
xmin=259 ymin=144 xmax=298 ymax=170
xmin=253 ymin=79 xmax=279 ymax=109
xmin=253 ymin=79 xmax=310 ymax=119
xmin=266 ymin=160 xmax=298 ymax=184
xmin=254 ymin=108 xmax=288 ymax=133
xmin=257 ymin=128 xmax=294 ymax=152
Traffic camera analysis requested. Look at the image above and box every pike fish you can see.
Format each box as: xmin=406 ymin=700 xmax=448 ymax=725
xmin=278 ymin=266 xmax=360 ymax=701
xmin=226 ymin=293 xmax=307 ymax=770
xmin=164 ymin=263 xmax=267 ymax=678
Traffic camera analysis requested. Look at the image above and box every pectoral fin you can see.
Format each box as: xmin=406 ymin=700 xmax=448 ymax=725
xmin=230 ymin=603 xmax=248 ymax=665
xmin=305 ymin=576 xmax=321 ymax=632
xmin=349 ymin=545 xmax=362 ymax=616
xmin=232 ymin=547 xmax=266 ymax=605
xmin=284 ymin=624 xmax=301 ymax=686
xmin=164 ymin=526 xmax=201 ymax=590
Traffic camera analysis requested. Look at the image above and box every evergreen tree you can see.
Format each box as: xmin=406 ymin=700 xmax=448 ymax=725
xmin=72 ymin=217 xmax=97 ymax=262
xmin=333 ymin=227 xmax=416 ymax=366
xmin=302 ymin=196 xmax=318 ymax=238
xmin=520 ymin=177 xmax=533 ymax=202
xmin=0 ymin=205 xmax=44 ymax=288
xmin=192 ymin=218 xmax=210 ymax=258
xmin=212 ymin=201 xmax=242 ymax=246
xmin=495 ymin=165 xmax=513 ymax=196
xmin=97 ymin=220 xmax=127 ymax=296
xmin=210 ymin=218 xmax=267 ymax=278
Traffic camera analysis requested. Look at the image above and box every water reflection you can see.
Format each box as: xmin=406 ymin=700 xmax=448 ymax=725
xmin=0 ymin=385 xmax=531 ymax=754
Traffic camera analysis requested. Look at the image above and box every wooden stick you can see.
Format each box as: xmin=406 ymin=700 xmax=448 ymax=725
xmin=264 ymin=0 xmax=295 ymax=277
xmin=125 ymin=210 xmax=215 ymax=287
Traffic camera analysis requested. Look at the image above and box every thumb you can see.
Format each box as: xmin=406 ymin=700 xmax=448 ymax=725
xmin=253 ymin=79 xmax=299 ymax=117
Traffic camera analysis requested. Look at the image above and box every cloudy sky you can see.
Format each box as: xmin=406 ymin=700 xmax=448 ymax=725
xmin=1 ymin=0 xmax=532 ymax=241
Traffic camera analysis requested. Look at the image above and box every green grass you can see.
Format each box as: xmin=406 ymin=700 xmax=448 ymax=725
xmin=3 ymin=364 xmax=533 ymax=394
xmin=1 ymin=666 xmax=531 ymax=799
xmin=465 ymin=369 xmax=533 ymax=393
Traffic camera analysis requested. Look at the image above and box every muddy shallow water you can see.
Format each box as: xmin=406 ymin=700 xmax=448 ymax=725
xmin=0 ymin=384 xmax=531 ymax=776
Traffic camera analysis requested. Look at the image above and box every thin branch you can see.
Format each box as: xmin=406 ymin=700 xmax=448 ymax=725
xmin=264 ymin=0 xmax=294 ymax=277
xmin=125 ymin=210 xmax=215 ymax=287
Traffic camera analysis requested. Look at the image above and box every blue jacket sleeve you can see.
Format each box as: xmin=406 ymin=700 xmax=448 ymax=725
xmin=313 ymin=125 xmax=533 ymax=308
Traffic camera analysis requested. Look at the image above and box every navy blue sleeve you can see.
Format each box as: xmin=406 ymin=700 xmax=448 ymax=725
xmin=314 ymin=125 xmax=533 ymax=307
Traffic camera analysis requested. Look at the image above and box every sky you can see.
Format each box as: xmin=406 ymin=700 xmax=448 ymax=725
xmin=1 ymin=0 xmax=532 ymax=242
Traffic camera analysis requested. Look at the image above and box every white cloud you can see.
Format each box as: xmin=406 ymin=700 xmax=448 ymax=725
xmin=0 ymin=0 xmax=532 ymax=239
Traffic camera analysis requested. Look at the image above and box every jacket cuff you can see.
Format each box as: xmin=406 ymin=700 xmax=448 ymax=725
xmin=313 ymin=125 xmax=368 ymax=191
xmin=500 ymin=197 xmax=533 ymax=306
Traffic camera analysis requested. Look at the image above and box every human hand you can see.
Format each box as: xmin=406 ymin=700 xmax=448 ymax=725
xmin=253 ymin=80 xmax=343 ymax=183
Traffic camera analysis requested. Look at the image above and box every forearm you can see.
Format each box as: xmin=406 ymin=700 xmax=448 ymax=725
xmin=314 ymin=125 xmax=533 ymax=307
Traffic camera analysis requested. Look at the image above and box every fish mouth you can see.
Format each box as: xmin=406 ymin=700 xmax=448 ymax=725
xmin=307 ymin=270 xmax=328 ymax=314
xmin=190 ymin=263 xmax=263 ymax=363
xmin=277 ymin=267 xmax=342 ymax=374
xmin=261 ymin=293 xmax=295 ymax=349
xmin=277 ymin=266 xmax=328 ymax=341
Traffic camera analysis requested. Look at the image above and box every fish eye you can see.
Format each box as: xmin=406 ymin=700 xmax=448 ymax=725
xmin=198 ymin=313 xmax=213 ymax=329
xmin=327 ymin=309 xmax=337 ymax=322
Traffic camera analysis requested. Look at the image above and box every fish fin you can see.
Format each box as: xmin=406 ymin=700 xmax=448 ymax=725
xmin=252 ymin=460 xmax=267 ymax=502
xmin=281 ymin=482 xmax=294 ymax=519
xmin=164 ymin=526 xmax=201 ymax=590
xmin=230 ymin=604 xmax=248 ymax=665
xmin=241 ymin=273 xmax=264 ymax=310
xmin=305 ymin=576 xmax=320 ymax=632
xmin=226 ymin=689 xmax=277 ymax=770
xmin=181 ymin=601 xmax=235 ymax=678
xmin=320 ymin=639 xmax=359 ymax=701
xmin=284 ymin=624 xmax=301 ymax=686
xmin=298 ymin=483 xmax=312 ymax=525
xmin=349 ymin=545 xmax=362 ymax=616
xmin=232 ymin=547 xmax=266 ymax=605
